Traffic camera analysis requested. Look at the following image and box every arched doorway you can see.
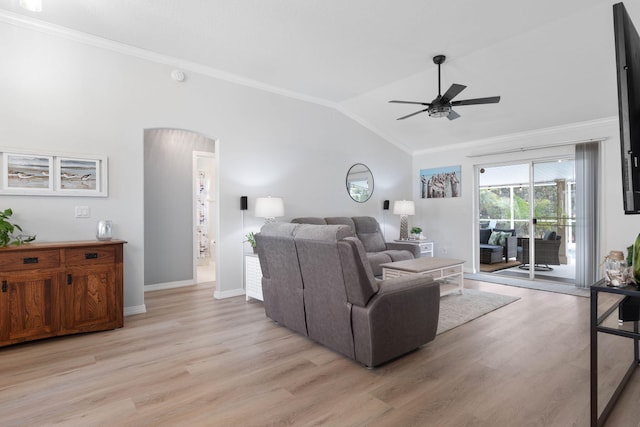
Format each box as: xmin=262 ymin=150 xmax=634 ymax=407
xmin=143 ymin=128 xmax=218 ymax=291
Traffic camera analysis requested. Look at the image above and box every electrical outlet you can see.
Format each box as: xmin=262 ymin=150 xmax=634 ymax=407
xmin=75 ymin=206 xmax=90 ymax=218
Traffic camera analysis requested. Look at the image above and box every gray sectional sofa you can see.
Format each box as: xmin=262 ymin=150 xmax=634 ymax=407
xmin=255 ymin=222 xmax=440 ymax=367
xmin=291 ymin=216 xmax=419 ymax=275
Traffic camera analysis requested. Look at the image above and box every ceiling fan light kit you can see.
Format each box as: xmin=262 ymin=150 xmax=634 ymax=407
xmin=389 ymin=54 xmax=500 ymax=121
xmin=428 ymin=105 xmax=450 ymax=118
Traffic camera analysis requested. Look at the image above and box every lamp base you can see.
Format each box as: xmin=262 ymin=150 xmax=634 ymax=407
xmin=399 ymin=215 xmax=409 ymax=240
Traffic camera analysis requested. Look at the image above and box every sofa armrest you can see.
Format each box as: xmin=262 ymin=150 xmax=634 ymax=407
xmin=351 ymin=275 xmax=440 ymax=367
xmin=385 ymin=242 xmax=421 ymax=257
xmin=504 ymin=235 xmax=517 ymax=259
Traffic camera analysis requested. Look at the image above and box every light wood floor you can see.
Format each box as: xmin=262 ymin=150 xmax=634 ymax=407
xmin=1 ymin=279 xmax=639 ymax=426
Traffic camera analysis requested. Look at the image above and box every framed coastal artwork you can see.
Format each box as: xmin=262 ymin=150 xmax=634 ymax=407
xmin=0 ymin=150 xmax=108 ymax=197
xmin=56 ymin=157 xmax=101 ymax=194
xmin=3 ymin=153 xmax=54 ymax=193
xmin=419 ymin=165 xmax=461 ymax=199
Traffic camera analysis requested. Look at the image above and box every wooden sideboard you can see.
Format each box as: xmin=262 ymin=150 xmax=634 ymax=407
xmin=0 ymin=240 xmax=125 ymax=347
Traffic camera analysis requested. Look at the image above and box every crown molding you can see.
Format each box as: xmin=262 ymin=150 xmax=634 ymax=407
xmin=413 ymin=116 xmax=618 ymax=157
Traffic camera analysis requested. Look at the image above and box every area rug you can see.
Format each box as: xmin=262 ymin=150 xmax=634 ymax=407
xmin=465 ymin=272 xmax=590 ymax=298
xmin=479 ymin=260 xmax=521 ymax=273
xmin=436 ymin=288 xmax=520 ymax=335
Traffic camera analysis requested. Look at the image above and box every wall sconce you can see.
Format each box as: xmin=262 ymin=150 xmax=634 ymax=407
xmin=255 ymin=196 xmax=284 ymax=223
xmin=393 ymin=200 xmax=415 ymax=240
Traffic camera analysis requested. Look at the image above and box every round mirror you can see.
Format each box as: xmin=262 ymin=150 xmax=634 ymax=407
xmin=346 ymin=163 xmax=374 ymax=203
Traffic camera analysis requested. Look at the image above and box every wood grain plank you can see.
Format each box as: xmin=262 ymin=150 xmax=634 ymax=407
xmin=0 ymin=279 xmax=637 ymax=426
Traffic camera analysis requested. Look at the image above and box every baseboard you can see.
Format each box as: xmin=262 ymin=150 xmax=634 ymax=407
xmin=214 ymin=288 xmax=245 ymax=299
xmin=144 ymin=279 xmax=196 ymax=292
xmin=124 ymin=304 xmax=147 ymax=316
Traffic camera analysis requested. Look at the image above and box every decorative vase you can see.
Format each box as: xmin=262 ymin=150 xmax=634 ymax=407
xmin=635 ymin=233 xmax=640 ymax=284
xmin=605 ymin=250 xmax=629 ymax=287
xmin=96 ymin=220 xmax=113 ymax=241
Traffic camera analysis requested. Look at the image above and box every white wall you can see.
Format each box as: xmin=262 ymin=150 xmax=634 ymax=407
xmin=0 ymin=21 xmax=412 ymax=311
xmin=412 ymin=117 xmax=640 ymax=281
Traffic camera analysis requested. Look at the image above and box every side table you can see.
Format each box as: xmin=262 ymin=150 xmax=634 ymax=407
xmin=245 ymin=253 xmax=263 ymax=301
xmin=591 ymin=280 xmax=640 ymax=426
xmin=395 ymin=239 xmax=434 ymax=257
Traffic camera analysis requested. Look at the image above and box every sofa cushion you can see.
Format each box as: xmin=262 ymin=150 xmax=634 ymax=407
xmin=543 ymin=231 xmax=557 ymax=240
xmin=293 ymin=223 xmax=353 ymax=241
xmin=384 ymin=249 xmax=414 ymax=262
xmin=479 ymin=243 xmax=503 ymax=252
xmin=497 ymin=231 xmax=512 ymax=246
xmin=325 ymin=217 xmax=356 ymax=233
xmin=352 ymin=216 xmax=387 ymax=252
xmin=291 ymin=217 xmax=327 ymax=225
xmin=494 ymin=228 xmax=516 ymax=236
xmin=479 ymin=228 xmax=492 ymax=244
xmin=338 ymin=237 xmax=379 ymax=306
xmin=256 ymin=222 xmax=307 ymax=336
xmin=488 ymin=231 xmax=501 ymax=246
xmin=366 ymin=252 xmax=393 ymax=276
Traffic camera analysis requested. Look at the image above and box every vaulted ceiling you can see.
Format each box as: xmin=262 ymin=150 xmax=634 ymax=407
xmin=1 ymin=0 xmax=635 ymax=153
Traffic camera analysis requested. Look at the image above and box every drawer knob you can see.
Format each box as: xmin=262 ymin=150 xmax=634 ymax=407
xmin=2 ymin=280 xmax=6 ymax=293
xmin=23 ymin=257 xmax=38 ymax=264
xmin=85 ymin=253 xmax=98 ymax=259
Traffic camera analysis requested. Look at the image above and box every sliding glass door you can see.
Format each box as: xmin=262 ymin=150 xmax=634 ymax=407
xmin=529 ymin=160 xmax=576 ymax=281
xmin=478 ymin=158 xmax=576 ymax=283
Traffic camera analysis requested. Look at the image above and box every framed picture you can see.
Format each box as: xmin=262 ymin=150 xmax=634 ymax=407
xmin=0 ymin=150 xmax=108 ymax=197
xmin=57 ymin=157 xmax=101 ymax=193
xmin=420 ymin=165 xmax=461 ymax=199
xmin=2 ymin=153 xmax=53 ymax=193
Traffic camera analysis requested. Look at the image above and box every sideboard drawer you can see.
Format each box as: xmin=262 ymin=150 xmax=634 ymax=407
xmin=0 ymin=250 xmax=60 ymax=271
xmin=65 ymin=246 xmax=115 ymax=266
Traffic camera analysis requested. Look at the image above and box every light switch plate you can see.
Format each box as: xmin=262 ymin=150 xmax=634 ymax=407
xmin=75 ymin=206 xmax=90 ymax=218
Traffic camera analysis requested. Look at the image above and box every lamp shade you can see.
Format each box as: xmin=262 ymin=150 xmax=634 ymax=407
xmin=255 ymin=196 xmax=284 ymax=219
xmin=393 ymin=200 xmax=415 ymax=216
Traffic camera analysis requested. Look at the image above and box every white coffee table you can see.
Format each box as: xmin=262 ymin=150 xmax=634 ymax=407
xmin=381 ymin=257 xmax=465 ymax=296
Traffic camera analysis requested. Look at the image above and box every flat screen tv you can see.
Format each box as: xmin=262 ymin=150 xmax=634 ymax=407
xmin=614 ymin=2 xmax=640 ymax=214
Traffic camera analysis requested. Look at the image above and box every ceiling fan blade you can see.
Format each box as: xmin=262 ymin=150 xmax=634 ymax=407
xmin=389 ymin=100 xmax=431 ymax=106
xmin=451 ymin=96 xmax=501 ymax=106
xmin=396 ymin=108 xmax=429 ymax=120
xmin=447 ymin=109 xmax=460 ymax=120
xmin=440 ymin=84 xmax=466 ymax=103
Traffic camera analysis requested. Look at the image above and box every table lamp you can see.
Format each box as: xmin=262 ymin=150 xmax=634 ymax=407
xmin=393 ymin=200 xmax=415 ymax=240
xmin=255 ymin=196 xmax=284 ymax=223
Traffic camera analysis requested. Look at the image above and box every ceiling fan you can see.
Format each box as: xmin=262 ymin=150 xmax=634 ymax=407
xmin=389 ymin=55 xmax=500 ymax=121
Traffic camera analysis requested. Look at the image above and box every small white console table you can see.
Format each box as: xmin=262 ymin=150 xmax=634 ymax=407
xmin=395 ymin=239 xmax=434 ymax=257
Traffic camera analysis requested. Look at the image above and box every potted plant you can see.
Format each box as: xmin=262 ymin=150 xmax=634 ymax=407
xmin=0 ymin=208 xmax=36 ymax=247
xmin=410 ymin=226 xmax=423 ymax=240
xmin=244 ymin=232 xmax=257 ymax=253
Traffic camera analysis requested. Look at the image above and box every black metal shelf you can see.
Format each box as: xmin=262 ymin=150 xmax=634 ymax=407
xmin=591 ymin=280 xmax=640 ymax=427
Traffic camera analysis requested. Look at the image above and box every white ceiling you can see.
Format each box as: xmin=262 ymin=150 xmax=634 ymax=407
xmin=1 ymin=0 xmax=635 ymax=153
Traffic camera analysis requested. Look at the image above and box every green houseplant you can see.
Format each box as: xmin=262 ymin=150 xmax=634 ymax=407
xmin=410 ymin=226 xmax=423 ymax=239
xmin=244 ymin=232 xmax=257 ymax=253
xmin=0 ymin=208 xmax=36 ymax=247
